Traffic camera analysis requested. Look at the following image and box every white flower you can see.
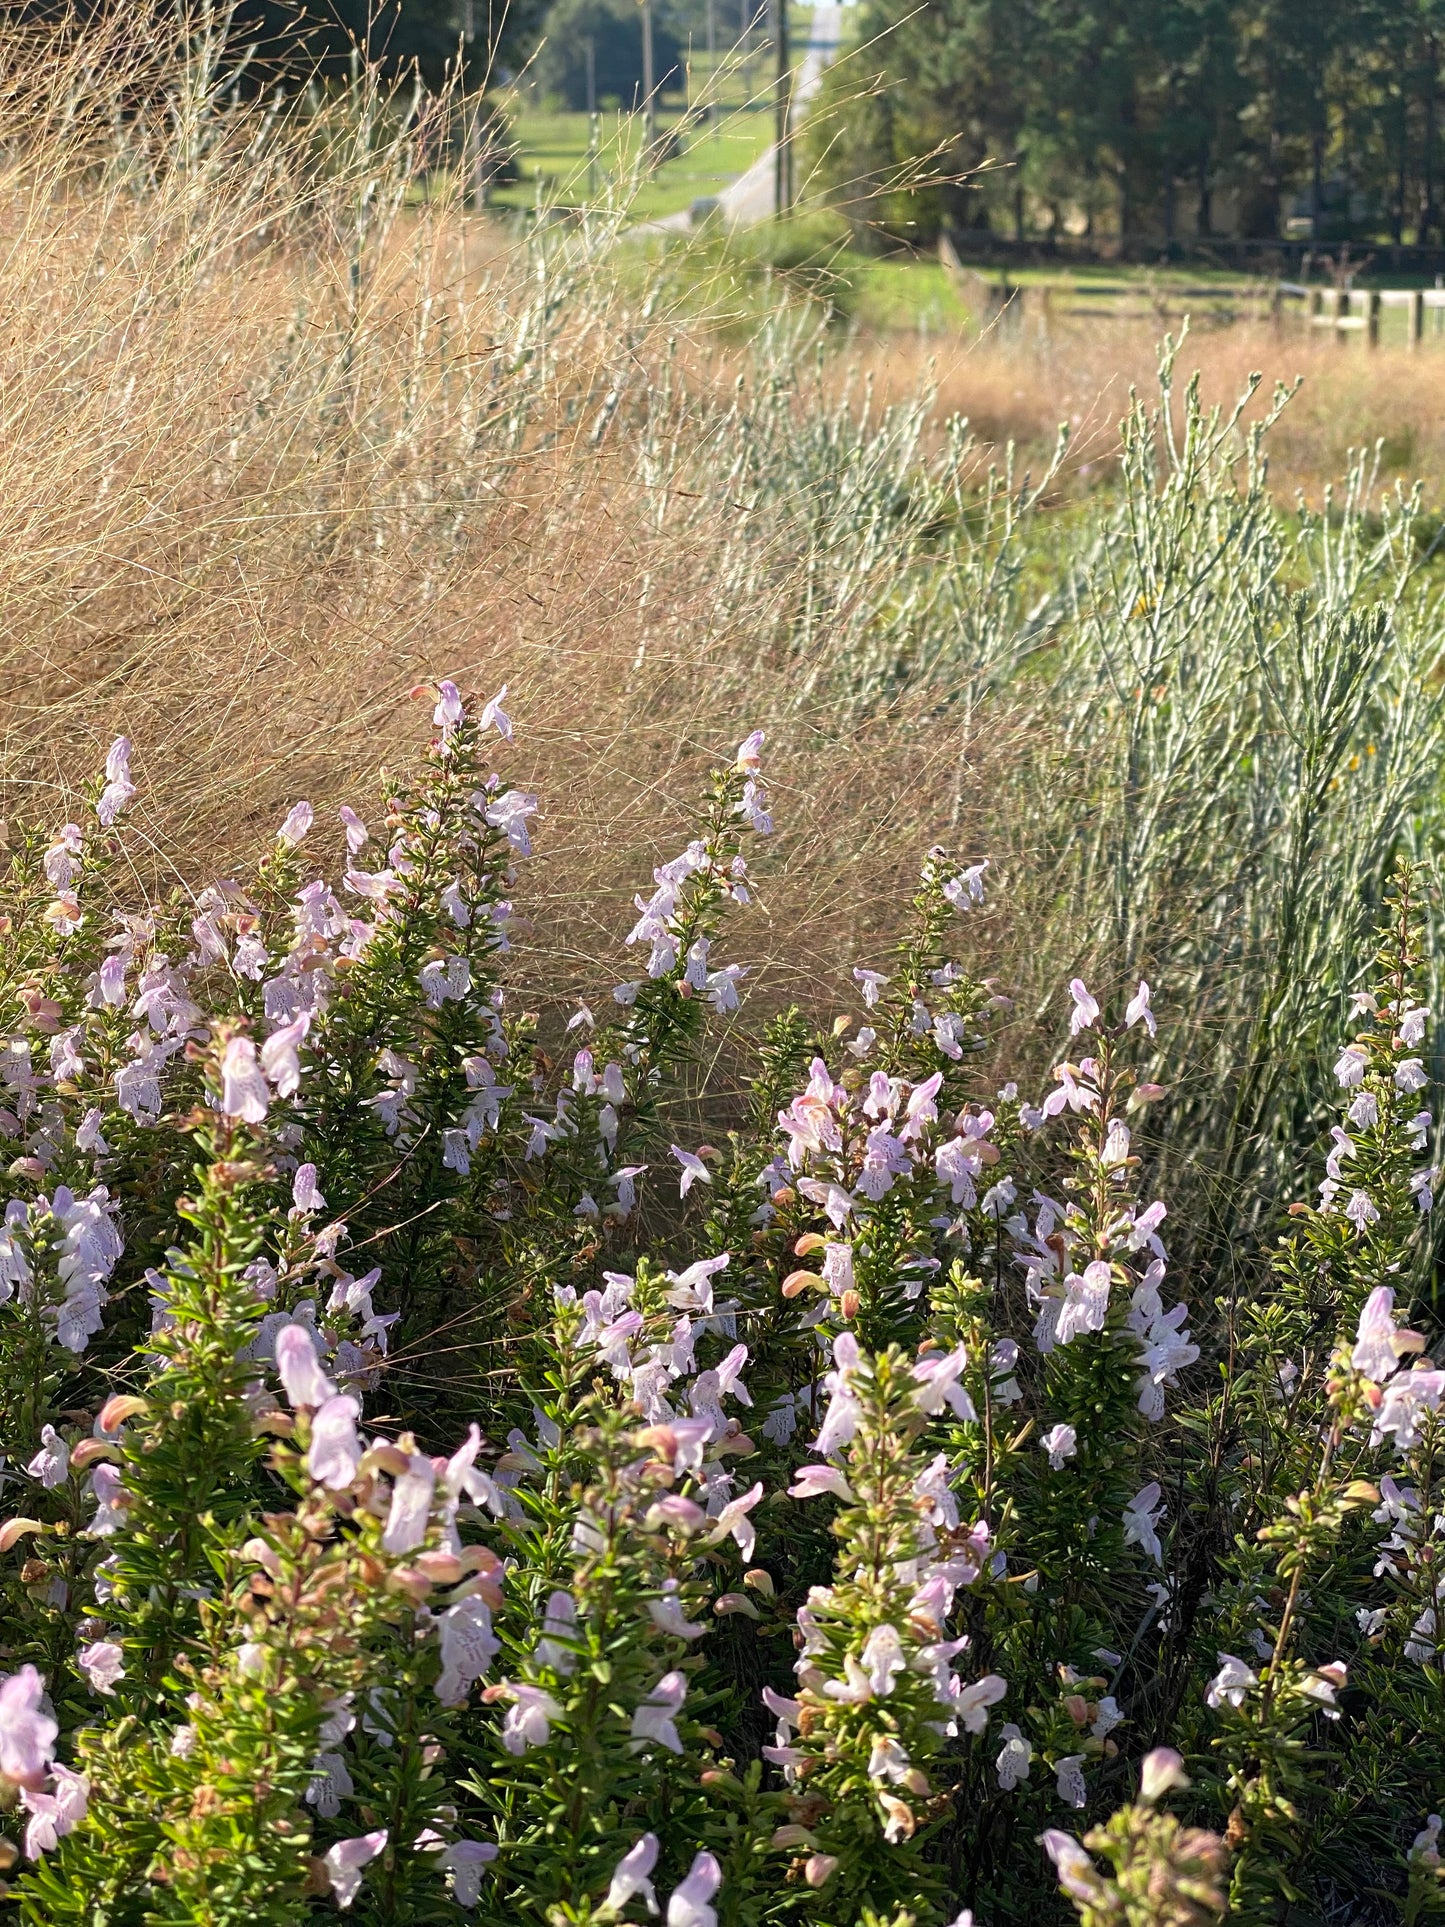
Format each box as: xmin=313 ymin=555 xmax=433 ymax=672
xmin=631 ymin=1672 xmax=687 ymax=1754
xmin=670 ymin=1145 xmax=712 ymax=1196
xmin=1205 ymin=1653 xmax=1257 ymax=1709
xmin=1334 ymin=1044 xmax=1369 ymax=1088
xmin=995 ymin=1722 xmax=1033 ymax=1789
xmin=305 ymin=1752 xmax=354 ymax=1818
xmin=1122 ymin=1482 xmax=1165 ymax=1564
xmin=1344 ymin=1188 xmax=1380 ymax=1233
xmin=96 ymin=738 xmax=136 ymax=827
xmin=1397 ymin=1057 xmax=1429 ymax=1093
xmin=436 ymin=1596 xmax=500 ymax=1706
xmin=1352 ymin=1286 xmax=1404 ymax=1381
xmin=853 ymin=968 xmax=890 ymax=1008
xmin=441 ymin=1840 xmax=499 ymax=1907
xmin=26 ymin=1426 xmax=69 ymax=1489
xmin=324 ymin=1830 xmax=388 ymax=1909
xmin=1041 ymin=1423 xmax=1077 ymax=1470
xmin=1054 ymin=1754 xmax=1087 ymax=1808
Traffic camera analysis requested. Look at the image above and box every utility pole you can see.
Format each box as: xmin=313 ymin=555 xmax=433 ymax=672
xmin=706 ymin=0 xmax=716 ymax=130
xmin=770 ymin=0 xmax=790 ymax=216
xmin=641 ymin=0 xmax=656 ymax=153
xmin=585 ymin=35 xmax=598 ymax=195
xmin=462 ymin=0 xmax=483 ymax=212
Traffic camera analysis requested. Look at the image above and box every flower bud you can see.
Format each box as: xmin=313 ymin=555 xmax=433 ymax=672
xmin=743 ymin=1568 xmax=775 ymax=1597
xmin=1140 ymin=1747 xmax=1190 ymax=1802
xmin=781 ymin=1270 xmax=820 ymax=1299
xmin=98 ymin=1395 xmax=148 ymax=1433
xmin=771 ymin=1826 xmax=816 ymax=1850
xmin=804 ymin=1854 xmax=838 ymax=1888
xmin=838 ymin=1290 xmax=860 ymax=1321
xmin=715 ymin=1593 xmax=760 ymax=1619
xmin=0 ymin=1519 xmax=44 ymax=1553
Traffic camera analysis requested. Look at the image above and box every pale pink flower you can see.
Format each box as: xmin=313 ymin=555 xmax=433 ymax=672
xmin=219 ymin=1037 xmax=269 ymax=1123
xmin=788 ymin=1464 xmax=852 ymax=1501
xmin=442 ymin=1839 xmax=499 ymax=1906
xmin=96 ymin=738 xmax=135 ymax=827
xmin=666 ymin=1853 xmax=721 ymax=1927
xmin=500 ymin=1683 xmax=561 ymax=1753
xmin=631 ymin=1671 xmax=687 ymax=1754
xmin=275 ymin=1323 xmax=335 ymax=1410
xmin=480 ymin=685 xmax=513 ymax=739
xmin=381 ymin=1455 xmax=436 ymax=1555
xmin=1140 ymin=1746 xmax=1190 ymax=1801
xmin=1122 ymin=1482 xmax=1165 ymax=1564
xmin=77 ymin=1641 xmax=125 ymax=1696
xmin=1068 ymin=978 xmax=1100 ymax=1035
xmin=0 ymin=1666 xmax=58 ymax=1786
xmin=1124 ymin=980 xmax=1156 ymax=1036
xmin=260 ymin=1015 xmax=309 ymax=1098
xmin=20 ymin=1763 xmax=88 ymax=1856
xmin=307 ymin=1394 xmax=362 ymax=1489
xmin=670 ymin=1145 xmax=712 ymax=1197
xmin=433 ymin=680 xmax=465 ymax=734
xmin=607 ymin=1834 xmax=660 ymax=1915
xmin=277 ymin=801 xmax=313 ymax=847
xmin=324 ymin=1829 xmax=388 ymax=1909
xmin=1205 ymin=1653 xmax=1257 ymax=1709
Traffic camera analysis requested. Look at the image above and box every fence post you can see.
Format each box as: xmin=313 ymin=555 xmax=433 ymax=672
xmin=1366 ymin=289 xmax=1381 ymax=347
xmin=1409 ymin=289 xmax=1424 ymax=348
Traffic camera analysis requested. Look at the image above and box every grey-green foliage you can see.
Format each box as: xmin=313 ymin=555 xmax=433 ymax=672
xmin=1004 ymin=344 xmax=1444 ymax=1248
xmin=619 ymin=313 xmax=1445 ymax=1253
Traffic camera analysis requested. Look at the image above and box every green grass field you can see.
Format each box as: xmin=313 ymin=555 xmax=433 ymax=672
xmin=490 ymin=102 xmax=775 ymax=219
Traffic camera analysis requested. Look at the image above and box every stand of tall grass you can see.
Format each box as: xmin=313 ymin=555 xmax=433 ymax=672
xmin=1 ymin=10 xmax=1442 ymax=1271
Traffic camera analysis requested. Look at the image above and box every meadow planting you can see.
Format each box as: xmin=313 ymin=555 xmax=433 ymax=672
xmin=2 ymin=15 xmax=1445 ymax=1926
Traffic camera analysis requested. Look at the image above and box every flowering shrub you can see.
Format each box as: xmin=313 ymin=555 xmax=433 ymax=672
xmin=0 ymin=689 xmax=1441 ymax=1927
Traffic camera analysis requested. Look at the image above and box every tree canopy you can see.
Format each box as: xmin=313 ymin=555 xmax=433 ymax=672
xmin=803 ymin=0 xmax=1445 ymax=246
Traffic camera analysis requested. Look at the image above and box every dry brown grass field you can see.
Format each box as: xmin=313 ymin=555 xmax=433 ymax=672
xmin=2 ymin=9 xmax=1442 ymax=1134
